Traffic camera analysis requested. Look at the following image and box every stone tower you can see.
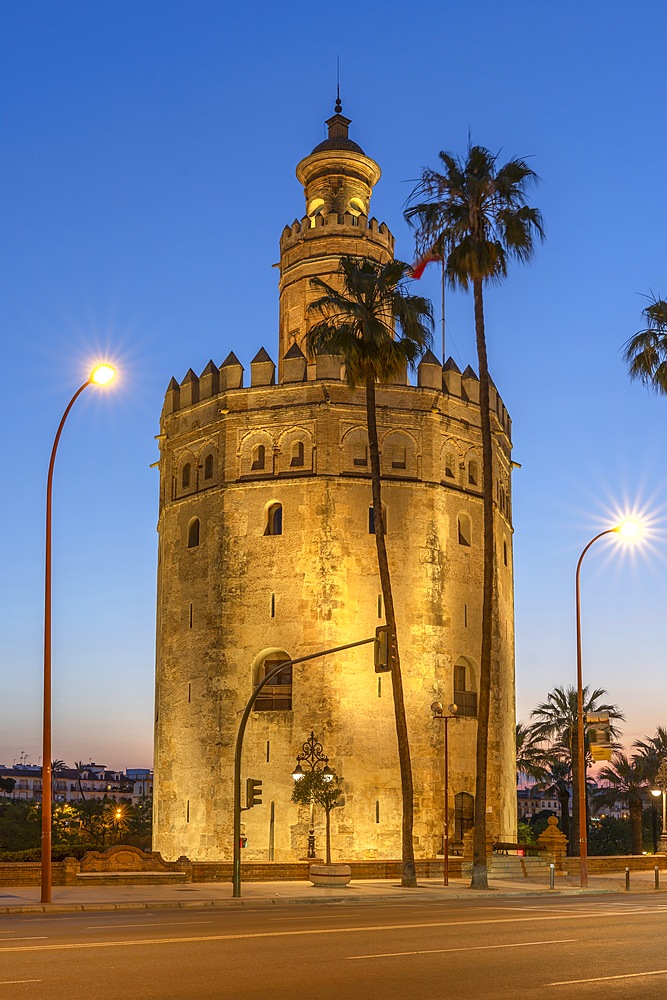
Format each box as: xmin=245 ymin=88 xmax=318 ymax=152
xmin=153 ymin=102 xmax=517 ymax=863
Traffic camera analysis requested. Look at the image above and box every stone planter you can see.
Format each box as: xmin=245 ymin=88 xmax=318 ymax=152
xmin=309 ymin=863 xmax=352 ymax=887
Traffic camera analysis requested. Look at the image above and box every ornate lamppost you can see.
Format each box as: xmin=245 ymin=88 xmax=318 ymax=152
xmin=292 ymin=731 xmax=332 ymax=859
xmin=431 ymin=702 xmax=458 ymax=885
xmin=651 ymin=759 xmax=667 ymax=854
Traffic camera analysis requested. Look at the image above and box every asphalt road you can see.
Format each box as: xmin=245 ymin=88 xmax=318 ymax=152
xmin=2 ymin=895 xmax=667 ymax=999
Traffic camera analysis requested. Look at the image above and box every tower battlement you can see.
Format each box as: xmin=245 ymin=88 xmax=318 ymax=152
xmin=279 ymin=212 xmax=395 ymax=254
xmin=161 ymin=351 xmax=512 ymax=440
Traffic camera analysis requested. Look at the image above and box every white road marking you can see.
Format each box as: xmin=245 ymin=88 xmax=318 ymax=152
xmin=0 ymin=981 xmax=41 ymax=986
xmin=0 ymin=938 xmax=47 ymax=941
xmin=348 ymin=937 xmax=577 ymax=960
xmin=86 ymin=920 xmax=213 ymax=929
xmin=0 ymin=907 xmax=662 ymax=954
xmin=549 ymin=969 xmax=667 ymax=986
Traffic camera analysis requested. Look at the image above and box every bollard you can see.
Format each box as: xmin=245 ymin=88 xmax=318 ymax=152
xmin=549 ymin=863 xmax=555 ymax=890
xmin=625 ymin=866 xmax=630 ymax=891
xmin=656 ymin=866 xmax=660 ymax=890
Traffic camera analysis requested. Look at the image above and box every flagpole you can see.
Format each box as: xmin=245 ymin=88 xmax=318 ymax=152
xmin=441 ymin=255 xmax=446 ymax=363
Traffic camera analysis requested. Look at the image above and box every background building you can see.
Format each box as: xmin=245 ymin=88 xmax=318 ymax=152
xmin=153 ymin=105 xmax=517 ymax=862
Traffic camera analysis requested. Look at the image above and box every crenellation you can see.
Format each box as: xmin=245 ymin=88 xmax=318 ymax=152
xmin=179 ymin=368 xmax=199 ymax=408
xmin=220 ymin=351 xmax=243 ymax=391
xmin=199 ymin=360 xmax=219 ymax=400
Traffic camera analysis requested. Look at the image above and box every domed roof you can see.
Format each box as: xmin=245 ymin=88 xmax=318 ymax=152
xmin=311 ymin=135 xmax=365 ymax=155
xmin=310 ymin=98 xmax=366 ymax=156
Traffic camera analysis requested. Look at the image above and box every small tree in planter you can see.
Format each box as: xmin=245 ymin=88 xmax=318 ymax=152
xmin=292 ymin=768 xmax=343 ymax=865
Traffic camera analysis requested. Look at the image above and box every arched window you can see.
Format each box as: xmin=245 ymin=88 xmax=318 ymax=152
xmin=255 ymin=653 xmax=292 ymax=711
xmin=468 ymin=460 xmax=478 ymax=486
xmin=265 ymin=503 xmax=282 ymax=536
xmin=182 ymin=463 xmax=191 ymax=489
xmin=290 ymin=441 xmax=305 ymax=467
xmin=187 ymin=518 xmax=200 ymax=548
xmin=458 ymin=514 xmax=471 ymax=547
xmin=454 ymin=791 xmax=475 ymax=843
xmin=444 ymin=453 xmax=456 ymax=479
xmin=454 ymin=658 xmax=477 ymax=717
xmin=251 ymin=445 xmax=265 ymax=471
xmin=204 ymin=454 xmax=214 ymax=480
xmin=369 ymin=505 xmax=387 ymax=535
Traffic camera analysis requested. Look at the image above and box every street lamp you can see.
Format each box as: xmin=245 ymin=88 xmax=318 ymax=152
xmin=431 ymin=701 xmax=458 ymax=886
xmin=575 ymin=518 xmax=641 ymax=888
xmin=41 ymin=363 xmax=116 ymax=904
xmin=292 ymin=731 xmax=332 ymax=859
xmin=651 ymin=759 xmax=667 ymax=854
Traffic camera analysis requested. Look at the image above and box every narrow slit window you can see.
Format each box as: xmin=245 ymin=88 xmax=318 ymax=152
xmin=353 ymin=443 xmax=368 ymax=467
xmin=266 ymin=741 xmax=270 ymax=763
xmin=186 ymin=800 xmax=190 ymax=823
xmin=265 ymin=503 xmax=283 ymax=536
xmin=377 ymin=677 xmax=382 ymax=698
xmin=503 ymin=540 xmax=508 ymax=566
xmin=251 ymin=444 xmax=266 ymax=471
xmin=375 ymin=800 xmax=380 ymax=823
xmin=187 ymin=518 xmax=200 ymax=548
xmin=188 ymin=682 xmax=191 ymax=703
xmin=189 ymin=603 xmax=193 ymax=628
xmin=464 ymin=603 xmax=468 ymax=628
xmin=204 ymin=454 xmax=214 ymax=480
xmin=391 ymin=446 xmax=407 ymax=470
xmin=377 ymin=594 xmax=382 ymax=619
xmin=290 ymin=441 xmax=305 ymax=467
xmin=458 ymin=514 xmax=471 ymax=547
xmin=270 ymin=592 xmax=276 ymax=618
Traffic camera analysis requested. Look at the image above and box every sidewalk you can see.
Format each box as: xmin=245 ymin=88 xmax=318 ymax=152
xmin=2 ymin=869 xmax=665 ymax=915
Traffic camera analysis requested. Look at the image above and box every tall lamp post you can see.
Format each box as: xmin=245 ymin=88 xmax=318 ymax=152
xmin=292 ymin=731 xmax=332 ymax=859
xmin=651 ymin=759 xmax=667 ymax=854
xmin=431 ymin=701 xmax=458 ymax=886
xmin=575 ymin=519 xmax=639 ymax=888
xmin=41 ymin=364 xmax=116 ymax=904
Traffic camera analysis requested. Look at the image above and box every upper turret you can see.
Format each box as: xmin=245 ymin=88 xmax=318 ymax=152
xmin=278 ymin=99 xmax=394 ymax=379
xmin=295 ymin=97 xmax=381 ymax=219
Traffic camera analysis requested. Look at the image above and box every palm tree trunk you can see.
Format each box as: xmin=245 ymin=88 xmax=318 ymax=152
xmin=570 ymin=734 xmax=580 ymax=856
xmin=365 ymin=371 xmax=417 ymax=888
xmin=471 ymin=277 xmax=494 ymax=890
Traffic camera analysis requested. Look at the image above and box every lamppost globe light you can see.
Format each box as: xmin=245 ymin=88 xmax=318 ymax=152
xmin=431 ymin=701 xmax=443 ymax=717
xmin=651 ymin=788 xmax=662 ymax=798
xmin=322 ymin=765 xmax=334 ymax=782
xmin=448 ymin=703 xmax=458 ymax=715
xmin=616 ymin=519 xmax=640 ymax=539
xmin=90 ymin=364 xmax=116 ymax=386
xmin=291 ymin=764 xmax=304 ymax=781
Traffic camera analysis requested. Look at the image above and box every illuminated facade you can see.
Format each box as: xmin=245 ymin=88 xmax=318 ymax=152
xmin=153 ymin=103 xmax=517 ymax=861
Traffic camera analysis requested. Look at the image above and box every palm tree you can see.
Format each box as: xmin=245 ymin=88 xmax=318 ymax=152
xmin=516 ymin=722 xmax=548 ymax=783
xmin=623 ymin=295 xmax=667 ymax=394
xmin=595 ymin=753 xmax=647 ymax=855
xmin=306 ymin=255 xmax=433 ymax=888
xmin=634 ymin=727 xmax=667 ymax=850
xmin=537 ymin=755 xmax=573 ymax=845
xmin=530 ymin=685 xmax=624 ymax=856
xmin=73 ymin=761 xmax=88 ymax=803
xmin=50 ymin=759 xmax=67 ymax=799
xmin=405 ymin=145 xmax=543 ymax=888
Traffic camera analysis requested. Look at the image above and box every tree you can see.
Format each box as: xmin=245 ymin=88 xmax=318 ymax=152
xmin=51 ymin=759 xmax=67 ymax=798
xmin=73 ymin=762 xmax=88 ymax=803
xmin=0 ymin=777 xmax=16 ymax=795
xmin=536 ymin=755 xmax=573 ymax=847
xmin=306 ymin=255 xmax=433 ymax=888
xmin=623 ymin=295 xmax=667 ymax=394
xmin=292 ymin=769 xmax=344 ymax=865
xmin=405 ymin=145 xmax=543 ymax=888
xmin=530 ymin=685 xmax=623 ymax=856
xmin=594 ymin=753 xmax=647 ymax=855
xmin=516 ymin=722 xmax=548 ymax=783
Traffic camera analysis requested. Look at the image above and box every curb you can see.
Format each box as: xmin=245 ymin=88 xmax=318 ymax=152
xmin=0 ymin=886 xmax=622 ymax=916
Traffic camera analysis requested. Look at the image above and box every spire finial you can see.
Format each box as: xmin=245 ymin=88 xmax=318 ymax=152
xmin=335 ymin=56 xmax=342 ymax=114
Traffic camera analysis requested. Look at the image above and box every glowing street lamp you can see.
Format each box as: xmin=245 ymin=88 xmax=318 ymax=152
xmin=291 ymin=731 xmax=332 ymax=859
xmin=41 ymin=364 xmax=116 ymax=904
xmin=575 ymin=518 xmax=641 ymax=888
xmin=651 ymin=759 xmax=667 ymax=854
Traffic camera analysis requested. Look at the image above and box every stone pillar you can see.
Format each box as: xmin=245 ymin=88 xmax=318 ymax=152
xmin=63 ymin=856 xmax=80 ymax=885
xmin=174 ymin=855 xmax=194 ymax=882
xmin=538 ymin=816 xmax=568 ymax=874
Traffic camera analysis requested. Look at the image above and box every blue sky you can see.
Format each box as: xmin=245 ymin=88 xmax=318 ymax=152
xmin=1 ymin=1 xmax=665 ymax=769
